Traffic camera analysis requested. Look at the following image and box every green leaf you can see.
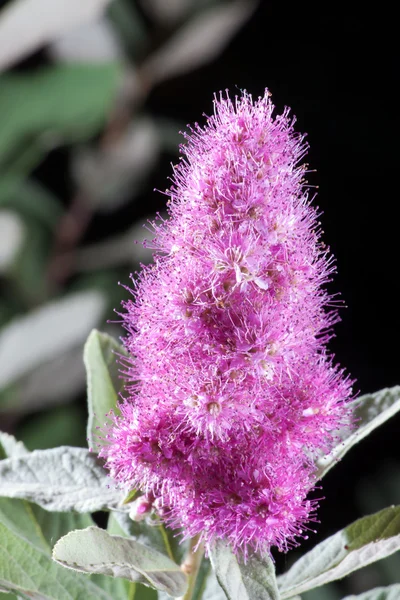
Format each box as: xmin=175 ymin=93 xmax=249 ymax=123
xmin=0 ymin=434 xmax=122 ymax=598
xmin=0 ymin=500 xmax=117 ymax=599
xmin=0 ymin=64 xmax=120 ymax=165
xmin=84 ymin=329 xmax=127 ymax=450
xmin=316 ymin=386 xmax=400 ymax=479
xmin=30 ymin=505 xmax=94 ymax=548
xmin=0 ymin=446 xmax=124 ymax=511
xmin=135 ymin=587 xmax=157 ymax=599
xmin=342 ymin=585 xmax=400 ymax=599
xmin=209 ymin=540 xmax=280 ymax=600
xmin=0 ymin=498 xmax=49 ymax=552
xmin=16 ymin=404 xmax=87 ymax=450
xmin=0 ymin=501 xmax=125 ymax=599
xmin=0 ymin=178 xmax=63 ymax=229
xmin=52 ymin=526 xmax=188 ymax=597
xmin=278 ymin=505 xmax=400 ymax=598
xmin=108 ymin=511 xmax=186 ymax=564
xmin=123 ymin=489 xmax=140 ymax=504
xmin=91 ymin=574 xmax=133 ymax=600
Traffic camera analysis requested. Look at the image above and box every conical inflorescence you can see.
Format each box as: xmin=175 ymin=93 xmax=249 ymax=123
xmin=100 ymin=90 xmax=353 ymax=555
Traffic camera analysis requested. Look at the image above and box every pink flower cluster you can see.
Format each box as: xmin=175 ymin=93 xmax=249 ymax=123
xmin=101 ymin=90 xmax=353 ymax=555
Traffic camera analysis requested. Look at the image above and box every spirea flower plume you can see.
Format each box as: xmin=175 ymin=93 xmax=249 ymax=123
xmin=100 ymin=90 xmax=353 ymax=555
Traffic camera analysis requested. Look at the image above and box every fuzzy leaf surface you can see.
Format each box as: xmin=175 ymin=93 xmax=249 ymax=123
xmin=342 ymin=585 xmax=400 ymax=599
xmin=0 ymin=499 xmax=118 ymax=599
xmin=0 ymin=446 xmax=123 ymax=511
xmin=52 ymin=526 xmax=187 ymax=597
xmin=316 ymin=386 xmax=400 ymax=479
xmin=84 ymin=329 xmax=127 ymax=450
xmin=107 ymin=513 xmax=175 ymax=599
xmin=0 ymin=432 xmax=28 ymax=460
xmin=278 ymin=506 xmax=400 ymax=598
xmin=198 ymin=568 xmax=226 ymax=600
xmin=108 ymin=511 xmax=187 ymax=564
xmin=210 ymin=540 xmax=280 ymax=600
xmin=0 ymin=434 xmax=117 ymax=597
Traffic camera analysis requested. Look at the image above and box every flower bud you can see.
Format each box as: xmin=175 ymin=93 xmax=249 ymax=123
xmin=128 ymin=495 xmax=153 ymax=522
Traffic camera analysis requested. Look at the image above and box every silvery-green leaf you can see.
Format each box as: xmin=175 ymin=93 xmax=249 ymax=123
xmin=0 ymin=291 xmax=105 ymax=389
xmin=0 ymin=432 xmax=28 ymax=460
xmin=342 ymin=585 xmax=400 ymax=599
xmin=209 ymin=539 xmax=280 ymax=600
xmin=187 ymin=560 xmax=226 ymax=600
xmin=73 ymin=117 xmax=160 ymax=211
xmin=140 ymin=0 xmax=192 ymax=25
xmin=316 ymin=386 xmax=400 ymax=479
xmin=0 ymin=0 xmax=112 ymax=71
xmin=15 ymin=348 xmax=86 ymax=414
xmin=0 ymin=499 xmax=118 ymax=599
xmin=158 ymin=537 xmax=205 ymax=600
xmin=49 ymin=17 xmax=121 ymax=64
xmin=0 ymin=211 xmax=24 ymax=273
xmin=84 ymin=329 xmax=127 ymax=450
xmin=141 ymin=0 xmax=257 ymax=86
xmin=52 ymin=526 xmax=188 ymax=597
xmin=200 ymin=569 xmax=227 ymax=600
xmin=278 ymin=505 xmax=400 ymax=598
xmin=0 ymin=446 xmax=123 ymax=511
xmin=6 ymin=217 xmax=49 ymax=308
xmin=28 ymin=505 xmax=127 ymax=599
xmin=156 ymin=568 xmax=246 ymax=600
xmin=30 ymin=504 xmax=94 ymax=548
xmin=108 ymin=512 xmax=180 ymax=563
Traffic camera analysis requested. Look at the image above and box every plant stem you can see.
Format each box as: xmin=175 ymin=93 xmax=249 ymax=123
xmin=179 ymin=535 xmax=204 ymax=600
